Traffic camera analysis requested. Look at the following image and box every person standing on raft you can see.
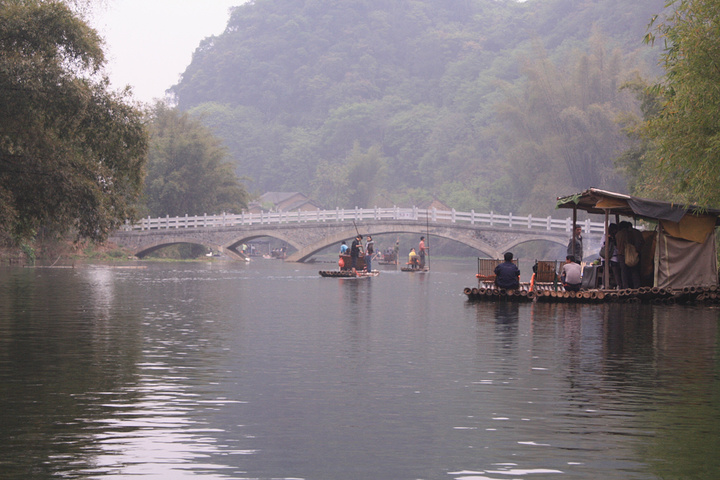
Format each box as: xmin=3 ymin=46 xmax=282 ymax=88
xmin=567 ymin=226 xmax=583 ymax=263
xmin=350 ymin=234 xmax=363 ymax=274
xmin=419 ymin=236 xmax=428 ymax=269
xmin=365 ymin=235 xmax=375 ymax=272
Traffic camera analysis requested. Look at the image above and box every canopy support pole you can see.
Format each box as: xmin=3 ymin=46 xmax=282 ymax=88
xmin=603 ymin=210 xmax=609 ymax=289
xmin=572 ymin=206 xmax=577 ymax=260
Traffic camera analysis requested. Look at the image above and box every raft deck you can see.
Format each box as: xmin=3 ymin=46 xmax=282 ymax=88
xmin=463 ymin=285 xmax=720 ymax=305
xmin=320 ymin=270 xmax=379 ymax=278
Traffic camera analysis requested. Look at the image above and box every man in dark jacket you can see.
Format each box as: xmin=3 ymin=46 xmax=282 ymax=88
xmin=350 ymin=234 xmax=363 ymax=274
xmin=494 ymin=252 xmax=521 ymax=290
xmin=615 ymin=221 xmax=644 ymax=289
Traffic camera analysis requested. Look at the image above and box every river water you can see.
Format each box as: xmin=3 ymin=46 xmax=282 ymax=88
xmin=1 ymin=259 xmax=719 ymax=480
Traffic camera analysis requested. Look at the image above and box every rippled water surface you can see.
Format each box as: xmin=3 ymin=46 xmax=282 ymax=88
xmin=1 ymin=260 xmax=719 ymax=479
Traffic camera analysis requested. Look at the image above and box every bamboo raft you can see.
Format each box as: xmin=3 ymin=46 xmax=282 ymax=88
xmin=463 ymin=284 xmax=720 ymax=305
xmin=400 ymin=266 xmax=429 ymax=272
xmin=320 ymin=270 xmax=379 ymax=278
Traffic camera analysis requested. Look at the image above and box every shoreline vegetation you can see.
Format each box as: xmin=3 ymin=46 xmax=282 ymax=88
xmin=0 ymin=239 xmax=133 ymax=266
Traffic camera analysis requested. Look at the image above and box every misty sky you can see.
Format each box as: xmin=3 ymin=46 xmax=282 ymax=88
xmin=90 ymin=0 xmax=241 ymax=104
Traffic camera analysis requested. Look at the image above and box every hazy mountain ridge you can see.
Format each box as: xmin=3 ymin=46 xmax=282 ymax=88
xmin=171 ymin=0 xmax=665 ymax=214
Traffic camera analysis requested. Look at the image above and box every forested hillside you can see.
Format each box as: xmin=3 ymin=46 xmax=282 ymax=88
xmin=170 ymin=0 xmax=666 ymax=215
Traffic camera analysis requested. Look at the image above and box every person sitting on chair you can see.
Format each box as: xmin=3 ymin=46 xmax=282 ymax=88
xmin=561 ymin=255 xmax=583 ymax=292
xmin=494 ymin=252 xmax=520 ymax=290
xmin=408 ymin=248 xmax=419 ymax=269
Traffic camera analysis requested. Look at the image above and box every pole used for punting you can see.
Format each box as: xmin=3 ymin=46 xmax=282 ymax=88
xmin=425 ymin=210 xmax=430 ymax=270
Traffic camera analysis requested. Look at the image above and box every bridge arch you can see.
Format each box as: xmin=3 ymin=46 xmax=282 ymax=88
xmin=109 ymin=210 xmax=604 ymax=262
xmin=496 ymin=234 xmax=570 ymax=257
xmin=222 ymin=228 xmax=348 ymax=256
xmin=283 ymin=223 xmax=564 ymax=262
xmin=134 ymin=240 xmax=219 ymax=259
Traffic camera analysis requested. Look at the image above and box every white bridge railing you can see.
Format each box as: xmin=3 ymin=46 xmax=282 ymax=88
xmin=124 ymin=207 xmax=605 ymax=234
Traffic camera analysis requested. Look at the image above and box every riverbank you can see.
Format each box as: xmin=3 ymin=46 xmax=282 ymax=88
xmin=0 ymin=239 xmax=132 ymax=266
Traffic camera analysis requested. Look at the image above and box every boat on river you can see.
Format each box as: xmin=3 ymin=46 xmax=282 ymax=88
xmin=319 ymin=254 xmax=379 ymax=277
xmin=464 ymin=188 xmax=720 ymax=304
xmin=319 ymin=270 xmax=380 ymax=278
xmin=377 ymin=249 xmax=398 ymax=265
xmin=464 ymin=284 xmax=720 ymax=304
xmin=400 ymin=266 xmax=429 ymax=272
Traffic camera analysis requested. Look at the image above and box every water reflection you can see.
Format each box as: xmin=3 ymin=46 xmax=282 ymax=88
xmin=1 ymin=263 xmax=719 ymax=479
xmin=461 ymin=301 xmax=720 ymax=479
xmin=0 ymin=265 xmax=253 ymax=479
xmin=76 ymin=368 xmax=251 ymax=479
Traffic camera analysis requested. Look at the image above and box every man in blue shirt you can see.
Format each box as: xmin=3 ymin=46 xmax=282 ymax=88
xmin=494 ymin=252 xmax=520 ymax=290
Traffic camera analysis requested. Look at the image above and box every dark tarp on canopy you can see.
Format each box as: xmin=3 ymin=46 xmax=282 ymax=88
xmin=557 ymin=188 xmax=720 ymax=225
xmin=556 ymin=188 xmax=719 ymax=289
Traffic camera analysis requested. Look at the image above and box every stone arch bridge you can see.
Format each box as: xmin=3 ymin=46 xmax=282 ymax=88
xmin=109 ymin=207 xmax=604 ymax=262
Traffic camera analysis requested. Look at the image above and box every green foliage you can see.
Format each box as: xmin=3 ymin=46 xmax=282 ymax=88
xmin=144 ymin=104 xmax=249 ymax=216
xmin=491 ymin=33 xmax=639 ymax=212
xmin=188 ymin=102 xmax=288 ymax=193
xmin=312 ymin=159 xmax=349 ymax=208
xmin=0 ymin=0 xmax=148 ymax=243
xmin=638 ymin=0 xmax=720 ymax=206
xmin=614 ymin=76 xmax=664 ymax=195
xmin=20 ymin=240 xmax=35 ymax=264
xmin=345 ymin=143 xmax=389 ymax=207
xmin=171 ymin=0 xmax=666 ymax=213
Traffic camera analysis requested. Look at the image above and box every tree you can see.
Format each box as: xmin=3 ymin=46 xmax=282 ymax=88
xmin=0 ymin=0 xmax=147 ymax=243
xmin=490 ymin=35 xmax=635 ymax=213
xmin=614 ymin=76 xmax=664 ymax=195
xmin=640 ymin=0 xmax=720 ymax=206
xmin=144 ymin=104 xmax=249 ymax=217
xmin=345 ymin=142 xmax=388 ymax=207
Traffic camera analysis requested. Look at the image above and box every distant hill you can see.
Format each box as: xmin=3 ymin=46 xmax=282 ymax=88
xmin=170 ymin=0 xmax=666 ymax=215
